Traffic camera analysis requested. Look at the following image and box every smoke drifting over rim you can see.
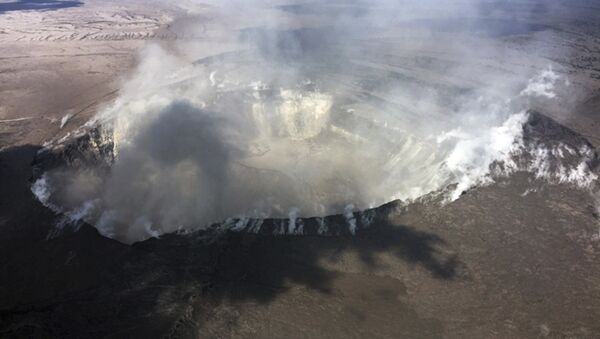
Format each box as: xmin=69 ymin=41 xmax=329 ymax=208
xmin=33 ymin=1 xmax=599 ymax=243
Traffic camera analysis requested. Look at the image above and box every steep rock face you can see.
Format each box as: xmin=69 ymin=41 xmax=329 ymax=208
xmin=32 ymin=127 xmax=115 ymax=181
xmin=498 ymin=111 xmax=599 ymax=187
xmin=523 ymin=111 xmax=598 ymax=166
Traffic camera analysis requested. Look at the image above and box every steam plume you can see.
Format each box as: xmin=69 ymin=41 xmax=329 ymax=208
xmin=33 ymin=1 xmax=597 ymax=243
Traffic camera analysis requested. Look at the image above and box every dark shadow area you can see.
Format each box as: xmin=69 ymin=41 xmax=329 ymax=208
xmin=0 ymin=143 xmax=459 ymax=338
xmin=0 ymin=0 xmax=82 ymax=14
xmin=136 ymin=203 xmax=458 ymax=300
xmin=0 ymin=144 xmax=59 ymax=247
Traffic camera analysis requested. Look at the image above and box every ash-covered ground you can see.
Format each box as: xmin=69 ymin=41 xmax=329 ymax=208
xmin=1 ymin=1 xmax=600 ymax=338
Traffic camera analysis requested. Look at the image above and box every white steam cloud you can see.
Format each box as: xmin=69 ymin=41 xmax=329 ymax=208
xmin=32 ymin=1 xmax=598 ymax=243
xmin=520 ymin=66 xmax=560 ymax=99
